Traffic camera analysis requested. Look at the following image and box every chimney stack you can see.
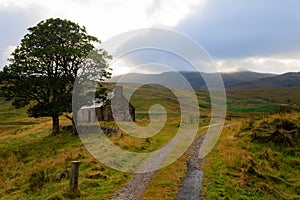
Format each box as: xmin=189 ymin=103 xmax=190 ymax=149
xmin=114 ymin=86 xmax=123 ymax=97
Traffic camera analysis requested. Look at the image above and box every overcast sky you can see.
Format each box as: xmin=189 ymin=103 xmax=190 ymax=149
xmin=1 ymin=0 xmax=300 ymax=75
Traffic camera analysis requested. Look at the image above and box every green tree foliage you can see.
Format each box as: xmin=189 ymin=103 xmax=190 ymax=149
xmin=0 ymin=18 xmax=111 ymax=134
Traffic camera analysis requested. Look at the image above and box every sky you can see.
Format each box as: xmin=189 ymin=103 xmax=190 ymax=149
xmin=1 ymin=0 xmax=300 ymax=75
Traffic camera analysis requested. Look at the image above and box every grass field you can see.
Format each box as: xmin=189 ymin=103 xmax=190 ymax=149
xmin=0 ymin=85 xmax=289 ymax=199
xmin=0 ymin=95 xmax=133 ymax=199
xmin=201 ymin=114 xmax=300 ymax=199
xmin=228 ymin=87 xmax=300 ymax=104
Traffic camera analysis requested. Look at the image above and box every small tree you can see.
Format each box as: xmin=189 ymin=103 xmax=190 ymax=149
xmin=1 ymin=18 xmax=111 ymax=134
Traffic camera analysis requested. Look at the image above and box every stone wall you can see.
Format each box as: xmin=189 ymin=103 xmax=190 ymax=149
xmin=77 ymin=86 xmax=135 ymax=122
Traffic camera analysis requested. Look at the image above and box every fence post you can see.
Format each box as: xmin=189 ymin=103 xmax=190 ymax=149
xmin=70 ymin=161 xmax=80 ymax=190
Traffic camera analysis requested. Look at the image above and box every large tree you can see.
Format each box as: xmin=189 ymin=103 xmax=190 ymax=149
xmin=0 ymin=18 xmax=111 ymax=134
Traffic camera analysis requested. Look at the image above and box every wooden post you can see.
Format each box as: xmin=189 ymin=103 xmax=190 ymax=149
xmin=70 ymin=161 xmax=80 ymax=190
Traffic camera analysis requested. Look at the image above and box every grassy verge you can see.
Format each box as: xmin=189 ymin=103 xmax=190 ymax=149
xmin=202 ymin=114 xmax=300 ymax=199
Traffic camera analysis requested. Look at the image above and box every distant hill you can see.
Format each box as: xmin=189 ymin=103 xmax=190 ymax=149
xmin=221 ymin=71 xmax=275 ymax=87
xmin=109 ymin=71 xmax=275 ymax=89
xmin=228 ymin=72 xmax=300 ymax=90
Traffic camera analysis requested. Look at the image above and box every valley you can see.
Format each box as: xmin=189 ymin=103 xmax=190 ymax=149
xmin=1 ymin=79 xmax=299 ymax=199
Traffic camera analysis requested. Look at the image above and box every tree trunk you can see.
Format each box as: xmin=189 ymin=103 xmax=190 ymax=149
xmin=65 ymin=113 xmax=78 ymax=135
xmin=72 ymin=111 xmax=78 ymax=135
xmin=52 ymin=115 xmax=59 ymax=134
xmin=71 ymin=118 xmax=78 ymax=135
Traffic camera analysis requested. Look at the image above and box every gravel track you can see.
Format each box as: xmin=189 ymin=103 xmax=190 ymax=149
xmin=175 ymin=123 xmax=233 ymax=200
xmin=110 ymin=129 xmax=196 ymax=200
xmin=110 ymin=171 xmax=156 ymax=200
xmin=110 ymin=124 xmax=220 ymax=200
xmin=175 ymin=134 xmax=204 ymax=200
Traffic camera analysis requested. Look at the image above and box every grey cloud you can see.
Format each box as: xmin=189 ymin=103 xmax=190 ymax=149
xmin=0 ymin=4 xmax=46 ymax=69
xmin=101 ymin=28 xmax=217 ymax=73
xmin=175 ymin=0 xmax=300 ymax=59
xmin=107 ymin=0 xmax=300 ymax=74
xmin=0 ymin=10 xmax=29 ymax=69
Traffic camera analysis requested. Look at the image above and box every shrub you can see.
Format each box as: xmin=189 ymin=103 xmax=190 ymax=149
xmin=250 ymin=118 xmax=300 ymax=147
xmin=28 ymin=170 xmax=49 ymax=192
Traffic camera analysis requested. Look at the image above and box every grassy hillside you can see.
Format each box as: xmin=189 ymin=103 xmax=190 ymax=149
xmin=0 ymin=84 xmax=286 ymax=199
xmin=0 ymin=98 xmax=134 ymax=199
xmin=229 ymin=87 xmax=300 ymax=105
xmin=0 ymin=85 xmax=191 ymax=199
xmin=201 ymin=113 xmax=300 ymax=199
xmin=228 ymin=72 xmax=300 ymax=90
xmin=110 ymin=71 xmax=275 ymax=89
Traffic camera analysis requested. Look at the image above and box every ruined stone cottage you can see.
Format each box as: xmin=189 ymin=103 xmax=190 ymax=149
xmin=77 ymin=86 xmax=135 ymax=122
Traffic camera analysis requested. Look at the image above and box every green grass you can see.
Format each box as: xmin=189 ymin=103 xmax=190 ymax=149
xmin=202 ymin=114 xmax=300 ymax=199
xmin=228 ymin=87 xmax=300 ymax=104
xmin=227 ymin=96 xmax=282 ymax=113
xmin=0 ymin=84 xmax=293 ymax=199
xmin=0 ymin=85 xmax=189 ymax=199
xmin=0 ymin=128 xmax=132 ymax=199
xmin=0 ymin=98 xmax=132 ymax=199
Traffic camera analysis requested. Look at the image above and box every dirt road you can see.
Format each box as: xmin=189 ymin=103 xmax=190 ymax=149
xmin=175 ymin=134 xmax=204 ymax=200
xmin=110 ymin=124 xmax=223 ymax=200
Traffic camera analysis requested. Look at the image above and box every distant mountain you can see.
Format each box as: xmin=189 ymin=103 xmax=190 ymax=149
xmin=109 ymin=71 xmax=275 ymax=89
xmin=221 ymin=71 xmax=275 ymax=87
xmin=228 ymin=72 xmax=300 ymax=90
